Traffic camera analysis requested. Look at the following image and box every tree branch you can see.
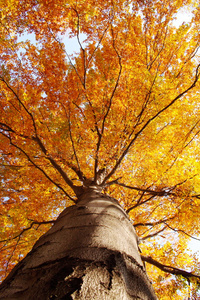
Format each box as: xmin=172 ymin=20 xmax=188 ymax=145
xmin=101 ymin=63 xmax=200 ymax=184
xmin=67 ymin=107 xmax=83 ymax=181
xmin=1 ymin=220 xmax=55 ymax=275
xmin=0 ymin=122 xmax=30 ymax=140
xmin=32 ymin=136 xmax=78 ymax=192
xmin=0 ymin=132 xmax=76 ymax=202
xmin=45 ymin=21 xmax=85 ymax=87
xmin=129 ymin=64 xmax=160 ymax=138
xmin=141 ymin=255 xmax=200 ymax=280
xmin=0 ymin=77 xmax=38 ymax=134
xmin=72 ymin=8 xmax=87 ymax=88
xmin=141 ymin=226 xmax=167 ymax=241
xmin=126 ymin=195 xmax=155 ymax=213
xmin=94 ymin=25 xmax=122 ymax=181
xmin=134 ymin=215 xmax=176 ymax=227
xmin=1 ymin=77 xmax=80 ymax=196
xmin=0 ymin=220 xmax=55 ymax=244
xmin=164 ymin=223 xmax=200 ymax=241
xmin=117 ymin=181 xmax=173 ymax=196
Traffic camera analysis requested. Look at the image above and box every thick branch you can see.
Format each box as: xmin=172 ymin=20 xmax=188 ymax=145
xmin=141 ymin=255 xmax=200 ymax=280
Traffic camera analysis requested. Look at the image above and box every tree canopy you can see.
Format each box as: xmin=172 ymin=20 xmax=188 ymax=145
xmin=0 ymin=0 xmax=200 ymax=298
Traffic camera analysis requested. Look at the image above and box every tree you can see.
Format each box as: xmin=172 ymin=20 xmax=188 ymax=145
xmin=0 ymin=0 xmax=200 ymax=298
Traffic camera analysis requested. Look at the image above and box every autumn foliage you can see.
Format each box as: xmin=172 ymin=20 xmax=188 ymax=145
xmin=0 ymin=0 xmax=200 ymax=298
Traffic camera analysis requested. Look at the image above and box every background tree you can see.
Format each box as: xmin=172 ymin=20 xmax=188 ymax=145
xmin=0 ymin=0 xmax=200 ymax=298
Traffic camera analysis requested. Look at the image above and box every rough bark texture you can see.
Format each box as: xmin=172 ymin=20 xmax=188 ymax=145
xmin=0 ymin=189 xmax=157 ymax=299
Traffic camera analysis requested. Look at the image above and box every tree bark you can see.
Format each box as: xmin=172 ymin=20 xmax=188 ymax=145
xmin=0 ymin=189 xmax=157 ymax=299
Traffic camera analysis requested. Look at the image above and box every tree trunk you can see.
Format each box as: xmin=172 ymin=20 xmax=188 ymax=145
xmin=0 ymin=189 xmax=157 ymax=299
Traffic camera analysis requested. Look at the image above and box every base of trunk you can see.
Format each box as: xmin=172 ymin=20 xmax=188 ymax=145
xmin=0 ymin=250 xmax=156 ymax=300
xmin=0 ymin=190 xmax=157 ymax=299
